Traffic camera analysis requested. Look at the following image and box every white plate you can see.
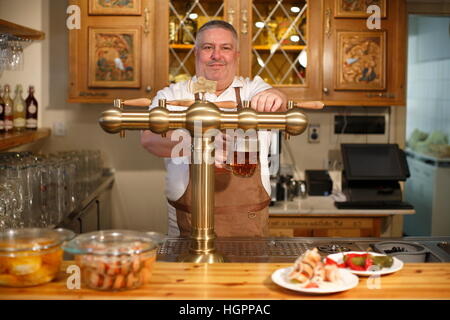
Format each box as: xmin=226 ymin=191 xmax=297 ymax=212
xmin=327 ymin=251 xmax=404 ymax=277
xmin=271 ymin=266 xmax=359 ymax=295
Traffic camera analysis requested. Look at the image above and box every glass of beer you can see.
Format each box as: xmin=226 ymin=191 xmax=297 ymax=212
xmin=225 ymin=136 xmax=259 ymax=178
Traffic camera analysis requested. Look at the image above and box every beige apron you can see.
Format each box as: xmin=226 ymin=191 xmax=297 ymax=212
xmin=168 ymin=88 xmax=271 ymax=237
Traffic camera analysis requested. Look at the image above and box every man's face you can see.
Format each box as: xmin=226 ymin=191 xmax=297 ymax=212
xmin=195 ymin=28 xmax=239 ymax=88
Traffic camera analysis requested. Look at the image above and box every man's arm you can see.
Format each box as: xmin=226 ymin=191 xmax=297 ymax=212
xmin=141 ymin=130 xmax=191 ymax=158
xmin=250 ymin=87 xmax=287 ymax=112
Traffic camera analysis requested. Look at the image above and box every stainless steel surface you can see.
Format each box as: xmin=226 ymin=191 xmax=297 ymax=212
xmin=157 ymin=236 xmax=450 ymax=263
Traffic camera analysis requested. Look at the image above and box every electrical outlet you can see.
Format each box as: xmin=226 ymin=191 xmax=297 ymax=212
xmin=53 ymin=121 xmax=67 ymax=137
xmin=308 ymin=124 xmax=320 ymax=143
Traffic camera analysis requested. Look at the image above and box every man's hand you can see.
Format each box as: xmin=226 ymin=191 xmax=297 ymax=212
xmin=250 ymin=88 xmax=287 ymax=112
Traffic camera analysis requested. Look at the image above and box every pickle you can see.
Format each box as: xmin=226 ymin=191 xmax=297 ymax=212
xmin=371 ymin=255 xmax=394 ymax=268
xmin=349 ymin=256 xmax=366 ymax=267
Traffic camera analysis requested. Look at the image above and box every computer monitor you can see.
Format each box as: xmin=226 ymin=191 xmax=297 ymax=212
xmin=341 ymin=144 xmax=410 ymax=181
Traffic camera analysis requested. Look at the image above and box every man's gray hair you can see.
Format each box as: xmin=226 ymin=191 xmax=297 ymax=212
xmin=195 ymin=20 xmax=239 ymax=50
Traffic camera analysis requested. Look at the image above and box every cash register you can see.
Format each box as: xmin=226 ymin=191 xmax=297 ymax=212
xmin=335 ymin=143 xmax=414 ymax=210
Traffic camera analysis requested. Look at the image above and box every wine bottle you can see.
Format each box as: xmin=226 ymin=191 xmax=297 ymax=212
xmin=25 ymin=86 xmax=38 ymax=130
xmin=13 ymin=84 xmax=26 ymax=132
xmin=169 ymin=15 xmax=179 ymax=44
xmin=3 ymin=85 xmax=14 ymax=133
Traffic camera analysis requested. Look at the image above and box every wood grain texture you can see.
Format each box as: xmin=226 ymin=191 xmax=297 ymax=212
xmin=1 ymin=261 xmax=449 ymax=300
xmin=0 ymin=128 xmax=51 ymax=151
xmin=0 ymin=19 xmax=45 ymax=40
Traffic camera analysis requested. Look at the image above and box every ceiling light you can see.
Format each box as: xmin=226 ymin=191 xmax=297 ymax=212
xmin=290 ymin=35 xmax=300 ymax=42
xmin=255 ymin=21 xmax=265 ymax=28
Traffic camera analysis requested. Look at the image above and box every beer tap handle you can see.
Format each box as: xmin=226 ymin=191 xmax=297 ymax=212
xmin=294 ymin=101 xmax=325 ymax=110
xmin=122 ymin=98 xmax=152 ymax=107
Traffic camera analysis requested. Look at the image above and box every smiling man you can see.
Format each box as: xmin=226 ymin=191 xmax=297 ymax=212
xmin=141 ymin=20 xmax=286 ymax=237
xmin=194 ymin=21 xmax=286 ymax=111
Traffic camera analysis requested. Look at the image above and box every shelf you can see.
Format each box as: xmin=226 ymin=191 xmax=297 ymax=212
xmin=0 ymin=128 xmax=51 ymax=151
xmin=170 ymin=43 xmax=195 ymax=50
xmin=253 ymin=44 xmax=306 ymax=51
xmin=0 ymin=19 xmax=45 ymax=40
xmin=169 ymin=44 xmax=307 ymax=52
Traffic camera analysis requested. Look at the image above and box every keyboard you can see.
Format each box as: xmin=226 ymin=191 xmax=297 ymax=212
xmin=335 ymin=201 xmax=414 ymax=210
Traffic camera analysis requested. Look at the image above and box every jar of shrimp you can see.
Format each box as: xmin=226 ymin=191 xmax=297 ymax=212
xmin=63 ymin=230 xmax=164 ymax=291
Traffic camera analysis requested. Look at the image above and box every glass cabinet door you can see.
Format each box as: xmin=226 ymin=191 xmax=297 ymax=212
xmin=157 ymin=0 xmax=321 ymax=100
xmin=168 ymin=0 xmax=227 ymax=83
xmin=251 ymin=0 xmax=308 ymax=85
xmin=240 ymin=0 xmax=321 ymax=100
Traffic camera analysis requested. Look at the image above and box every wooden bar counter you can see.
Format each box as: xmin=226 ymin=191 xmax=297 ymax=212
xmin=1 ymin=261 xmax=450 ymax=300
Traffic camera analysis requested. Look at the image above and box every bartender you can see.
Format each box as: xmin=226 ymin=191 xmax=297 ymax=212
xmin=141 ymin=20 xmax=287 ymax=237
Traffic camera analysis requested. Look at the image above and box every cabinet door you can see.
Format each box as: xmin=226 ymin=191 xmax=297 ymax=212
xmin=68 ymin=0 xmax=155 ymax=103
xmin=154 ymin=0 xmax=233 ymax=91
xmin=322 ymin=0 xmax=406 ymax=106
xmin=240 ymin=0 xmax=322 ymax=101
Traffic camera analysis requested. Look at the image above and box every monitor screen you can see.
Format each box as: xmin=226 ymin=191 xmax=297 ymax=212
xmin=341 ymin=144 xmax=409 ymax=181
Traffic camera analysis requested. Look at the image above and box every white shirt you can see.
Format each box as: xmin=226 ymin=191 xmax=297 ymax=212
xmin=150 ymin=76 xmax=275 ymax=236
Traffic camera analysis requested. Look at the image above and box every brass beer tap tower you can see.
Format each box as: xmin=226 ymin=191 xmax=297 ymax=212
xmin=99 ymin=80 xmax=309 ymax=263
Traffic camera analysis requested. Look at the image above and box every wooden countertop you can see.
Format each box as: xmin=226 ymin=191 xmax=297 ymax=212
xmin=1 ymin=261 xmax=450 ymax=300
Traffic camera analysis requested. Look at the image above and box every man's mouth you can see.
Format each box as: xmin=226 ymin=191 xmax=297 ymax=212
xmin=207 ymin=61 xmax=226 ymax=67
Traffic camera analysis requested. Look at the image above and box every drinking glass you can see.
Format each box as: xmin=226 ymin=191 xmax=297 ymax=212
xmin=224 ymin=135 xmax=259 ymax=178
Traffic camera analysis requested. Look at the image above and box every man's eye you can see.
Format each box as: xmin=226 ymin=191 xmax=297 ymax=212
xmin=223 ymin=47 xmax=232 ymax=50
xmin=202 ymin=46 xmax=213 ymax=50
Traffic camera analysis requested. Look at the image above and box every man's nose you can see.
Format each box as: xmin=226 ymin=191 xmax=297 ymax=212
xmin=211 ymin=47 xmax=222 ymax=60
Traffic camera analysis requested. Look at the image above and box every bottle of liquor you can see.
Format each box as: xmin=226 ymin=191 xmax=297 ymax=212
xmin=181 ymin=3 xmax=197 ymax=45
xmin=13 ymin=84 xmax=26 ymax=132
xmin=169 ymin=15 xmax=179 ymax=44
xmin=25 ymin=86 xmax=38 ymax=130
xmin=3 ymin=85 xmax=14 ymax=133
xmin=0 ymin=86 xmax=5 ymax=133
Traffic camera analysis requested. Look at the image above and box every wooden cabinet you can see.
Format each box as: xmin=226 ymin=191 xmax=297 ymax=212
xmin=68 ymin=0 xmax=155 ymax=103
xmin=157 ymin=0 xmax=322 ymax=101
xmin=269 ymin=215 xmax=382 ymax=237
xmin=321 ymin=0 xmax=407 ymax=106
xmin=69 ymin=0 xmax=406 ymax=106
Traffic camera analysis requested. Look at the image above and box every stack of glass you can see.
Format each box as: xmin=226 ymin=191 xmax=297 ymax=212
xmin=0 ymin=150 xmax=103 ymax=230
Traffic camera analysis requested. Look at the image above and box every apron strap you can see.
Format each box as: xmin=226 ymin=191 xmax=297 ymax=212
xmin=234 ymin=87 xmax=242 ymax=110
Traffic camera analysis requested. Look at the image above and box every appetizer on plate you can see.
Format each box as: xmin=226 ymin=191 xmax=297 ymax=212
xmin=288 ymin=248 xmax=342 ymax=288
xmin=325 ymin=252 xmax=394 ymax=271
